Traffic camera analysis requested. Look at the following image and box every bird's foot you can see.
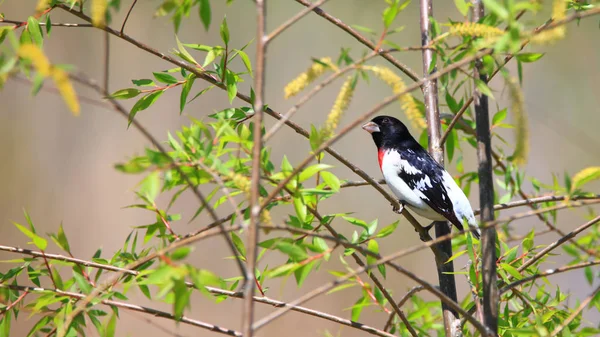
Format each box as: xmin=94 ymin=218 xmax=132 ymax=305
xmin=392 ymin=201 xmax=405 ymax=215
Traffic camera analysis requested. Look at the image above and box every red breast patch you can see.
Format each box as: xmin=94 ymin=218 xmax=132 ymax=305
xmin=377 ymin=149 xmax=385 ymax=172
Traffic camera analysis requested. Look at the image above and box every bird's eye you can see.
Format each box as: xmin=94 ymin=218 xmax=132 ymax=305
xmin=382 ymin=118 xmax=390 ymax=124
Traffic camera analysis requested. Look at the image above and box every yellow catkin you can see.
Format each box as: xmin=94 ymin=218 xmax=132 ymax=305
xmin=531 ymin=0 xmax=567 ymax=44
xmin=52 ymin=68 xmax=80 ymax=115
xmin=228 ymin=172 xmax=251 ymax=196
xmin=284 ymin=57 xmax=335 ymax=99
xmin=91 ymin=0 xmax=108 ymax=28
xmin=18 ymin=44 xmax=51 ymax=76
xmin=507 ymin=77 xmax=529 ymax=165
xmin=367 ymin=66 xmax=426 ymax=131
xmin=35 ymin=0 xmax=50 ymax=12
xmin=321 ymin=76 xmax=355 ymax=140
xmin=449 ymin=22 xmax=504 ymax=38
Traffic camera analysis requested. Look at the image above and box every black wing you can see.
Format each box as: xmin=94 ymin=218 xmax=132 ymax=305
xmin=396 ymin=147 xmax=464 ymax=229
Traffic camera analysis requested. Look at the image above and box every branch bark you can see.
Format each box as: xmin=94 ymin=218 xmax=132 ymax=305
xmin=419 ymin=1 xmax=461 ymax=336
xmin=243 ymin=1 xmax=267 ymax=336
xmin=471 ymin=1 xmax=499 ymax=334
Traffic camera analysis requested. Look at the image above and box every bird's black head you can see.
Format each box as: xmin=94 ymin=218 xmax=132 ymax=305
xmin=362 ymin=115 xmax=417 ymax=150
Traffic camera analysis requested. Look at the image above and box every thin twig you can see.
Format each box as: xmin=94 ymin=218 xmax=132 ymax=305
xmin=383 ymin=286 xmax=426 ymax=332
xmin=0 ymin=19 xmax=93 ymax=27
xmin=266 ymin=0 xmax=329 ymax=42
xmin=294 ymin=0 xmax=420 ymax=82
xmin=243 ymin=1 xmax=267 ymax=336
xmin=0 ymin=284 xmax=242 ymax=337
xmin=120 ymin=0 xmax=138 ymax=35
xmin=549 ymin=284 xmax=600 ymax=337
xmin=501 ymin=260 xmax=600 ymax=295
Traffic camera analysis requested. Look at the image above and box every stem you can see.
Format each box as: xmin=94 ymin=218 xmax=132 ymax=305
xmin=471 ymin=0 xmax=498 ymax=334
xmin=242 ymin=1 xmax=267 ymax=336
xmin=419 ymin=1 xmax=461 ymax=336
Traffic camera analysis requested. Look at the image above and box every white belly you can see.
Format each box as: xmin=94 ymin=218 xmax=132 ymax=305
xmin=381 ymin=150 xmax=445 ymax=221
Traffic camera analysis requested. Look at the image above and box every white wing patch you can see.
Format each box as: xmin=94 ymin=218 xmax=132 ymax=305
xmin=440 ymin=171 xmax=477 ymax=227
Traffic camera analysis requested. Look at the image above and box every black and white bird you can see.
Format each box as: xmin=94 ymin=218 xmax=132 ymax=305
xmin=362 ymin=115 xmax=481 ymax=239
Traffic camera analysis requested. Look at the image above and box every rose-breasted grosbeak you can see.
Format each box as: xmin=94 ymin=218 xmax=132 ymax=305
xmin=362 ymin=115 xmax=481 ymax=239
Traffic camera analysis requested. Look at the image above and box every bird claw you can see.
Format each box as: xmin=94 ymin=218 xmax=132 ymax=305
xmin=392 ymin=201 xmax=405 ymax=214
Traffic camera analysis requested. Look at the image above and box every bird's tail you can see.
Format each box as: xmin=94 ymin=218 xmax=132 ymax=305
xmin=466 ymin=217 xmax=481 ymax=240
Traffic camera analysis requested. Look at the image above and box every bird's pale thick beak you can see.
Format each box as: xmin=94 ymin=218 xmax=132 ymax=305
xmin=361 ymin=121 xmax=380 ymax=134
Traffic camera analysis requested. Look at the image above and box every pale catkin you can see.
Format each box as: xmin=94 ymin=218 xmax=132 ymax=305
xmin=91 ymin=0 xmax=108 ymax=28
xmin=227 ymin=172 xmax=273 ymax=228
xmin=449 ymin=22 xmax=504 ymax=38
xmin=367 ymin=66 xmax=426 ymax=131
xmin=531 ymin=0 xmax=567 ymax=44
xmin=507 ymin=77 xmax=529 ymax=165
xmin=284 ymin=57 xmax=335 ymax=99
xmin=321 ymin=76 xmax=355 ymax=140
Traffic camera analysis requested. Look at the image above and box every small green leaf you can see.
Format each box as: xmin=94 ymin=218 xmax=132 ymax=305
xmin=128 ymin=90 xmax=164 ymax=126
xmin=173 ymin=279 xmax=191 ymax=320
xmin=180 ymin=75 xmax=195 ymax=114
xmin=275 ymin=242 xmax=308 ymax=261
xmin=376 ymin=221 xmax=398 ymax=238
xmin=475 ymin=79 xmax=495 ymax=100
xmin=446 ymin=250 xmax=467 ymax=264
xmin=171 ymin=247 xmax=193 ymax=261
xmin=584 ymin=266 xmax=594 ymax=286
xmin=104 ymin=313 xmax=117 ymax=337
xmin=501 ymin=263 xmax=522 ymax=280
xmin=298 ymin=164 xmax=333 ymax=182
xmin=492 ymin=108 xmax=507 ymax=126
xmin=225 ymin=70 xmax=237 ymax=103
xmin=13 ymin=222 xmax=47 ymax=250
xmin=139 ymin=171 xmax=160 ymax=203
xmin=515 ymin=53 xmax=544 ymax=63
xmin=231 ymin=232 xmax=246 ymax=258
xmin=220 ymin=17 xmax=230 ymax=45
xmin=27 ymin=17 xmax=43 ymax=46
xmin=320 ymin=171 xmax=340 ymax=191
xmin=236 ymin=50 xmax=253 ymax=77
xmin=50 ymin=223 xmax=71 ymax=253
xmin=109 ymin=88 xmax=141 ymax=100
xmin=199 ymin=0 xmax=212 ymax=31
xmin=454 ymin=0 xmax=470 ymax=16
xmin=153 ymin=72 xmax=178 ymax=84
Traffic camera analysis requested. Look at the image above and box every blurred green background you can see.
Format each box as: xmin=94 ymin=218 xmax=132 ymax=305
xmin=0 ymin=1 xmax=599 ymax=336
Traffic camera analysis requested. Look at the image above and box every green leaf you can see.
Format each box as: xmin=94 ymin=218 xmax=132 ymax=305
xmin=454 ymin=0 xmax=470 ymax=16
xmin=173 ymin=279 xmax=191 ymax=320
xmin=294 ymin=260 xmax=315 ymax=287
xmin=103 ymin=313 xmax=117 ymax=337
xmin=492 ymin=108 xmax=507 ymax=126
xmin=73 ymin=272 xmax=92 ymax=294
xmin=128 ymin=90 xmax=164 ymax=126
xmin=584 ymin=266 xmax=593 ymax=286
xmin=13 ymin=222 xmax=47 ymax=250
xmin=139 ymin=171 xmax=160 ymax=203
xmin=175 ymin=35 xmax=198 ymax=64
xmin=153 ymin=72 xmax=178 ymax=84
xmin=515 ymin=53 xmax=544 ymax=63
xmin=109 ymin=88 xmax=141 ymax=100
xmin=27 ymin=17 xmax=43 ymax=46
xmin=180 ymin=75 xmax=195 ymax=114
xmin=447 ymin=250 xmax=468 ymax=264
xmin=50 ymin=223 xmax=71 ymax=253
xmin=220 ymin=17 xmax=230 ymax=45
xmin=171 ymin=247 xmax=193 ymax=261
xmin=225 ymin=70 xmax=237 ymax=103
xmin=572 ymin=167 xmax=600 ymax=191
xmin=298 ymin=164 xmax=333 ymax=183
xmin=376 ymin=221 xmax=398 ymax=238
xmin=475 ymin=79 xmax=495 ymax=100
xmin=199 ymin=0 xmax=212 ymax=31
xmin=382 ymin=5 xmax=399 ymax=28
xmin=320 ymin=171 xmax=340 ymax=192
xmin=231 ymin=232 xmax=246 ymax=258
xmin=275 ymin=242 xmax=308 ymax=261
xmin=236 ymin=50 xmax=253 ymax=77
xmin=501 ymin=263 xmax=522 ymax=280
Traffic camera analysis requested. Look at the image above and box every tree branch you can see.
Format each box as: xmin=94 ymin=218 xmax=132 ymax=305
xmin=293 ymin=0 xmax=420 ymax=82
xmin=0 ymin=284 xmax=242 ymax=337
xmin=266 ymin=0 xmax=329 ymax=42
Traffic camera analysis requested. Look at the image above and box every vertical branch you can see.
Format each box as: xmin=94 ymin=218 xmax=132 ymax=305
xmin=243 ymin=1 xmax=266 ymax=337
xmin=419 ymin=1 xmax=461 ymax=336
xmin=471 ymin=0 xmax=498 ymax=333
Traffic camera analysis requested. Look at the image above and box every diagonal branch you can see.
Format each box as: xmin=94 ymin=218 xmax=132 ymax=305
xmin=0 ymin=284 xmax=242 ymax=337
xmin=266 ymin=0 xmax=329 ymax=42
xmin=294 ymin=0 xmax=420 ymax=82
